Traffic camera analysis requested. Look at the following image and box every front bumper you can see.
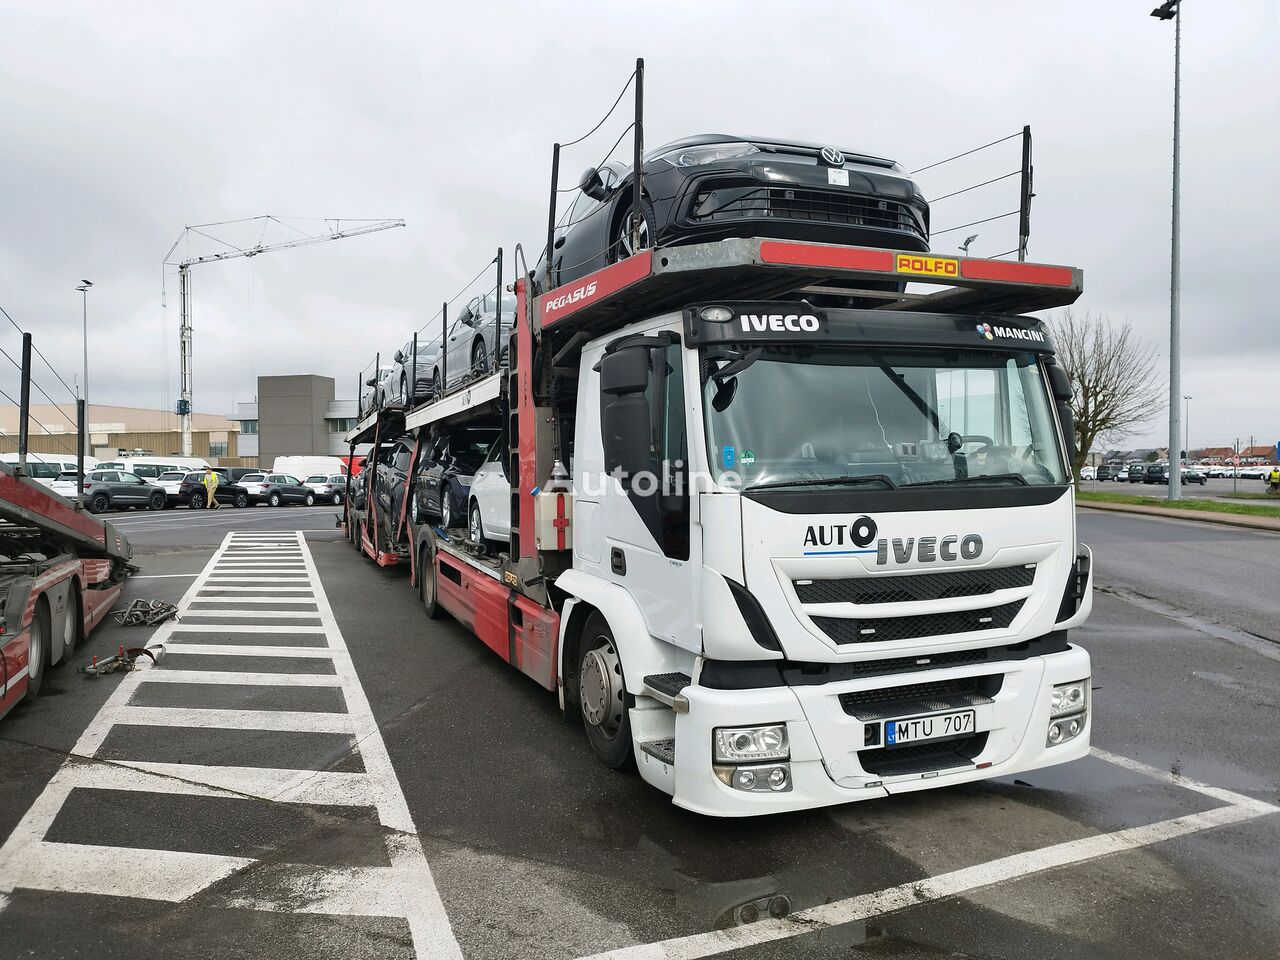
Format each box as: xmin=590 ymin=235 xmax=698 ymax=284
xmin=661 ymin=644 xmax=1090 ymax=817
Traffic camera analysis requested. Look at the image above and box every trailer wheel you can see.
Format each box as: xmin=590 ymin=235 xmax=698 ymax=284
xmin=63 ymin=582 xmax=83 ymax=655
xmin=418 ymin=542 xmax=444 ymax=620
xmin=24 ymin=599 xmax=52 ymax=701
xmin=578 ymin=612 xmax=635 ymax=770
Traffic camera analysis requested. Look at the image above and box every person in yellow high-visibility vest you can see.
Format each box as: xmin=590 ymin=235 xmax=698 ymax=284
xmin=202 ymin=468 xmax=220 ymax=509
xmin=1268 ymin=466 xmax=1280 ymax=494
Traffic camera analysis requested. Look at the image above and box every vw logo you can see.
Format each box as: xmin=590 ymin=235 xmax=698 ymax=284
xmin=820 ymin=146 xmax=845 ymax=166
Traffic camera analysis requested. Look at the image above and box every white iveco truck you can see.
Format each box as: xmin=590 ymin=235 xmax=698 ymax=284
xmin=348 ymin=238 xmax=1093 ymax=816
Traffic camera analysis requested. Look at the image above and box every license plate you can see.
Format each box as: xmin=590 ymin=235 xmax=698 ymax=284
xmin=884 ymin=709 xmax=975 ymax=746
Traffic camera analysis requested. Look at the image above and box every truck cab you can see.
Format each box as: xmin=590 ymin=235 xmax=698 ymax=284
xmin=558 ymin=301 xmax=1091 ymax=815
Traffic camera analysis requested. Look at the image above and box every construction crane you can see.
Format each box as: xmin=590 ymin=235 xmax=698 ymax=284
xmin=162 ymin=216 xmax=405 ymax=456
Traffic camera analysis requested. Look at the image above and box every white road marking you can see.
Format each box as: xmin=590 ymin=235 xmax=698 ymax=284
xmin=0 ymin=531 xmax=463 ymax=960
xmin=138 ymin=670 xmax=343 ymax=687
xmin=197 ymin=587 xmax=316 ymax=593
xmin=58 ymin=759 xmax=379 ymax=807
xmin=574 ymin=756 xmax=1280 ymax=960
xmin=133 ymin=573 xmax=200 ymax=579
xmin=101 ymin=705 xmax=355 ymax=733
xmin=187 ymin=597 xmax=319 ymax=605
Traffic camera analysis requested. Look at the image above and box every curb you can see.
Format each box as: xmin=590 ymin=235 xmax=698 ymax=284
xmin=1077 ymin=499 xmax=1280 ymax=533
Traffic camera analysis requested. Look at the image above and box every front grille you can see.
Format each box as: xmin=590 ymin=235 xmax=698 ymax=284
xmin=795 ymin=565 xmax=1035 ymax=605
xmin=813 ymin=600 xmax=1025 ymax=645
xmin=690 ymin=185 xmax=926 ymax=241
xmin=859 ymin=732 xmax=988 ymax=778
xmin=839 ymin=674 xmax=1002 ymax=721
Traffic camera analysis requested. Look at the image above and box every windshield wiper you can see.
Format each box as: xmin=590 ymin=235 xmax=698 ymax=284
xmin=747 ymin=474 xmax=898 ymax=492
xmin=906 ymin=473 xmax=1029 ymax=488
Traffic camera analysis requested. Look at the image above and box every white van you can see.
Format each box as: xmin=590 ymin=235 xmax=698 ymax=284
xmin=272 ymin=456 xmax=347 ymax=478
xmin=96 ymin=455 xmax=211 ymax=481
xmin=0 ymin=452 xmax=99 ymax=488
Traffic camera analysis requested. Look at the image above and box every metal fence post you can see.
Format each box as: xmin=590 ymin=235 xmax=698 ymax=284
xmin=545 ymin=143 xmax=560 ymax=290
xmin=441 ymin=302 xmax=448 ymax=396
xmin=1018 ymin=125 xmax=1033 ymax=262
xmin=77 ymin=398 xmax=86 ymax=505
xmin=631 ymin=57 xmax=645 ymax=252
xmin=495 ymin=247 xmax=503 ymax=368
xmin=17 ymin=332 xmax=32 ymax=474
xmin=411 ymin=333 xmax=418 ymax=406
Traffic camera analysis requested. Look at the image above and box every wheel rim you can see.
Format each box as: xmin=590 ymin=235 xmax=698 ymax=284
xmin=306 ymin=495 xmax=314 ymax=506
xmin=63 ymin=599 xmax=76 ymax=649
xmin=29 ymin=611 xmax=45 ymax=680
xmin=616 ymin=212 xmax=650 ymax=259
xmin=333 ymin=493 xmax=342 ymax=505
xmin=433 ymin=372 xmax=441 ymax=398
xmin=474 ymin=341 xmax=487 ymax=374
xmin=270 ymin=495 xmax=280 ymax=506
xmin=442 ymin=497 xmax=452 ymax=530
xmin=421 ymin=549 xmax=435 ymax=607
xmin=469 ymin=506 xmax=481 ymax=543
xmin=580 ymin=638 xmax=623 ymax=739
xmin=92 ymin=495 xmax=108 ymax=512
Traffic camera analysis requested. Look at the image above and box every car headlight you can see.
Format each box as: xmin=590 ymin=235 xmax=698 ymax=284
xmin=1050 ymin=680 xmax=1088 ymax=718
xmin=660 ymin=141 xmax=760 ymax=167
xmin=713 ymin=724 xmax=789 ymax=763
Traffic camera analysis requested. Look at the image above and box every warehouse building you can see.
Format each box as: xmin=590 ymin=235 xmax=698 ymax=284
xmin=0 ymin=403 xmax=243 ymax=464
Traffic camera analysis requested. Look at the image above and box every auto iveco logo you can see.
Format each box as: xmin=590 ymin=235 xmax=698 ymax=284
xmin=820 ymin=146 xmax=845 ymax=166
xmin=803 ymin=516 xmax=877 ymax=553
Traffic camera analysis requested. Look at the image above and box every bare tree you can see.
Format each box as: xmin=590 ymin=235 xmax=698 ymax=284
xmin=1049 ymin=309 xmax=1165 ymax=477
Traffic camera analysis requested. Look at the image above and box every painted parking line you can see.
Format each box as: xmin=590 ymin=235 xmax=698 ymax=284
xmin=576 ymin=753 xmax=1280 ymax=960
xmin=0 ymin=530 xmax=462 ymax=960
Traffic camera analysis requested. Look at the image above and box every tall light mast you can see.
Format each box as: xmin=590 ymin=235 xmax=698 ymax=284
xmin=163 ymin=216 xmax=405 ymax=455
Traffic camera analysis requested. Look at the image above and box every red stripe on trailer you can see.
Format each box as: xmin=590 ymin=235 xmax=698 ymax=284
xmin=516 ymin=277 xmax=538 ymax=562
xmin=960 ymin=258 xmax=1075 ymax=287
xmin=0 ymin=469 xmax=108 ymax=547
xmin=758 ymin=240 xmax=895 ymax=273
xmin=538 ymin=251 xmax=653 ymax=328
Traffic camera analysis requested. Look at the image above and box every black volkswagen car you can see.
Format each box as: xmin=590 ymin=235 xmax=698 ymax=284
xmin=541 ymin=134 xmax=931 ymax=288
xmin=411 ymin=427 xmax=498 ymax=530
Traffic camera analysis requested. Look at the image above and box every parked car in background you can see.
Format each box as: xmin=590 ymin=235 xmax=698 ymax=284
xmin=1079 ymin=466 xmax=1095 ymax=480
xmin=389 ymin=338 xmax=443 ymax=405
xmin=542 ymin=134 xmax=930 ymax=288
xmin=1128 ymin=464 xmax=1149 ymax=483
xmin=156 ymin=470 xmax=250 ymax=508
xmin=467 ymin=430 xmax=511 ymax=546
xmin=427 ymin=292 xmax=517 ymax=396
xmin=50 ymin=469 xmax=165 ymax=512
xmin=0 ymin=453 xmax=99 ymax=487
xmin=1144 ymin=464 xmax=1207 ymax=486
xmin=304 ymin=473 xmax=347 ymax=506
xmin=238 ymin=472 xmax=316 ymax=506
xmin=98 ymin=456 xmax=211 ymax=480
xmin=1113 ymin=465 xmax=1129 ymax=482
xmin=412 ymin=427 xmax=498 ymax=530
xmin=273 ymin=456 xmax=346 ymax=478
xmin=1095 ymin=464 xmax=1114 ymax=481
xmin=360 ymin=367 xmax=393 ymax=418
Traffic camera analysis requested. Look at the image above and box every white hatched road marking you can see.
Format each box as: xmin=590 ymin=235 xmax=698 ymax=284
xmin=0 ymin=531 xmax=462 ymax=959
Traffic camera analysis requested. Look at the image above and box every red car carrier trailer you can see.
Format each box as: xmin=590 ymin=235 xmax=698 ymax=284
xmin=0 ymin=461 xmax=132 ymax=719
xmin=344 ymin=236 xmax=1094 ymax=816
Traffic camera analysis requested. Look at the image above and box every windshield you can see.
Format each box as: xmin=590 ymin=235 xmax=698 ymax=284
xmin=702 ymin=344 xmax=1067 ymax=490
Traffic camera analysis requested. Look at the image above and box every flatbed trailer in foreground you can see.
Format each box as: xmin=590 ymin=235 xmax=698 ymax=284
xmin=346 ymin=237 xmax=1094 ymax=816
xmin=0 ymin=461 xmax=132 ymax=718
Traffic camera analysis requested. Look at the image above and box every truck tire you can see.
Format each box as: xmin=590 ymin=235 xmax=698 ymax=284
xmin=418 ymin=542 xmax=444 ymax=619
xmin=577 ymin=612 xmax=635 ymax=770
xmin=24 ymin=599 xmax=52 ymax=701
xmin=64 ymin=583 xmax=82 ymax=654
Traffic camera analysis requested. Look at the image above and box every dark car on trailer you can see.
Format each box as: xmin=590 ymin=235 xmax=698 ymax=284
xmin=542 ymin=133 xmax=931 ymax=288
xmin=411 ymin=426 xmax=498 ymax=530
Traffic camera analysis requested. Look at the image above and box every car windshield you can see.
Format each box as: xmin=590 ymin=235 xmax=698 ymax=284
xmin=702 ymin=344 xmax=1067 ymax=490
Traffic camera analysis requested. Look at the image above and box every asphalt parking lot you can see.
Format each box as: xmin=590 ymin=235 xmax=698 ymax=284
xmin=1080 ymin=474 xmax=1274 ymax=502
xmin=0 ymin=509 xmax=1277 ymax=959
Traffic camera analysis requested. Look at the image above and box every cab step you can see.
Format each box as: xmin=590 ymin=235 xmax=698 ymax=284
xmin=639 ymin=738 xmax=675 ymax=765
xmin=642 ymin=672 xmax=691 ymax=713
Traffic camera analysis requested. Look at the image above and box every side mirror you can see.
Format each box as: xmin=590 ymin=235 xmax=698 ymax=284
xmin=393 ymin=350 xmax=404 ymax=363
xmin=599 ymin=345 xmax=653 ymax=481
xmin=579 ymin=166 xmax=608 ymax=202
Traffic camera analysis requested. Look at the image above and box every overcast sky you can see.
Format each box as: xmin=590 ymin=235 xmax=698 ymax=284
xmin=2 ymin=1 xmax=1277 ymax=450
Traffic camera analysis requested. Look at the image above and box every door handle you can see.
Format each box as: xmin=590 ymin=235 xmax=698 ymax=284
xmin=610 ymin=547 xmax=626 ymax=576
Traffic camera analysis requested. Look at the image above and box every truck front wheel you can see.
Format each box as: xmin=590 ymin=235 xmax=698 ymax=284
xmin=578 ymin=612 xmax=635 ymax=770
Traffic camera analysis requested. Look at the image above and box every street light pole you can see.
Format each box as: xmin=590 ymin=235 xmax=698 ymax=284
xmin=1182 ymin=395 xmax=1191 ymax=460
xmin=75 ymin=280 xmax=93 ymax=505
xmin=1152 ymin=0 xmax=1182 ymax=500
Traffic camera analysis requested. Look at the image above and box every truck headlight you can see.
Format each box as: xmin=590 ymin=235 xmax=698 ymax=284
xmin=1050 ymin=680 xmax=1088 ymax=718
xmin=713 ymin=724 xmax=789 ymax=764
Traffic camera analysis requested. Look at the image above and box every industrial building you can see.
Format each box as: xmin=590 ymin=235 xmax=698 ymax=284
xmin=233 ymin=375 xmax=358 ymax=467
xmin=0 ymin=403 xmax=243 ymax=464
